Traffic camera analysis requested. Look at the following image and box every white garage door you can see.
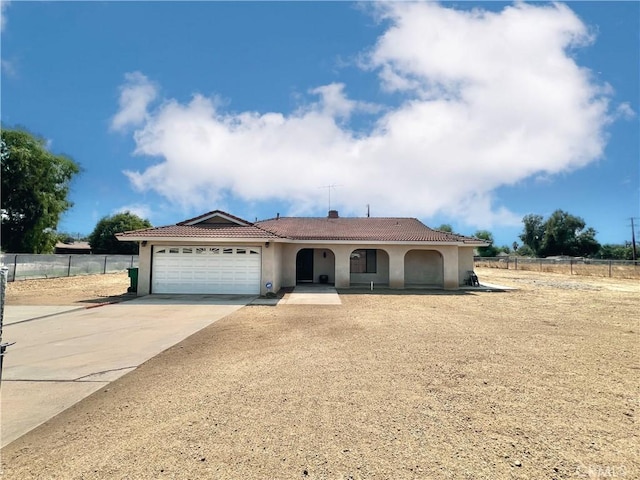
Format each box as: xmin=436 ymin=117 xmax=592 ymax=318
xmin=152 ymin=246 xmax=261 ymax=294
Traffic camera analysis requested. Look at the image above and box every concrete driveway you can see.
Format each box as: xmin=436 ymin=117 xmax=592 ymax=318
xmin=1 ymin=294 xmax=253 ymax=447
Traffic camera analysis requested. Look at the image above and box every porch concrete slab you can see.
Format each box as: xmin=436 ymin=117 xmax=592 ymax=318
xmin=279 ymin=285 xmax=342 ymax=305
xmin=1 ymin=294 xmax=253 ymax=447
xmin=478 ymin=282 xmax=517 ymax=291
xmin=4 ymin=305 xmax=84 ymax=325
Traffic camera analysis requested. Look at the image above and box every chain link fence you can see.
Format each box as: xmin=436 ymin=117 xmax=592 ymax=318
xmin=0 ymin=254 xmax=138 ymax=282
xmin=475 ymin=256 xmax=640 ymax=279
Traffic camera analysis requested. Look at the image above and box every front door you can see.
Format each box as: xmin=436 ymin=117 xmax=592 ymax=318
xmin=296 ymin=248 xmax=314 ymax=283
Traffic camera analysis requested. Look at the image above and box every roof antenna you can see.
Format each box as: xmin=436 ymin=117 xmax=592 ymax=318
xmin=367 ymin=204 xmax=370 ymax=218
xmin=319 ymin=184 xmax=342 ymax=212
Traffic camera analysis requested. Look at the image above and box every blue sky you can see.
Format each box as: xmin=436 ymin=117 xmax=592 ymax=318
xmin=1 ymin=1 xmax=638 ymax=248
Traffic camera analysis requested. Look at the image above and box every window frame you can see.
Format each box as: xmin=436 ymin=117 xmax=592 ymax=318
xmin=350 ymin=249 xmax=377 ymax=274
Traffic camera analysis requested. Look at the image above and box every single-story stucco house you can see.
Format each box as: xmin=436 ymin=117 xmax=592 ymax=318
xmin=116 ymin=209 xmax=487 ymax=296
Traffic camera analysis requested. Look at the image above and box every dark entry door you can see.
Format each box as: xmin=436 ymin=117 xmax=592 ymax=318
xmin=296 ymin=249 xmax=314 ymax=283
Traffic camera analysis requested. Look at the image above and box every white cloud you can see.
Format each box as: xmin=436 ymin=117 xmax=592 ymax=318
xmin=308 ymin=83 xmax=381 ymax=120
xmin=113 ymin=203 xmax=153 ymax=221
xmin=116 ymin=2 xmax=616 ymax=227
xmin=0 ymin=1 xmax=9 ymax=32
xmin=615 ymin=102 xmax=635 ymax=120
xmin=110 ymin=72 xmax=158 ymax=132
xmin=1 ymin=58 xmax=17 ymax=78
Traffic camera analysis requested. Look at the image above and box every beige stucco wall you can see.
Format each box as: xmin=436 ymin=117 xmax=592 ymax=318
xmin=134 ymin=240 xmax=475 ymax=295
xmin=260 ymin=242 xmax=279 ymax=295
xmin=280 ymin=244 xmax=343 ymax=287
xmin=137 ymin=242 xmax=152 ymax=295
xmin=457 ymin=246 xmax=476 ymax=285
xmin=404 ymin=250 xmax=443 ymax=286
xmin=313 ymin=249 xmax=336 ymax=284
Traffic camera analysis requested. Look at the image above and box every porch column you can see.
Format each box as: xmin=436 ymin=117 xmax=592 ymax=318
xmin=280 ymin=244 xmax=297 ymax=288
xmin=388 ymin=248 xmax=405 ymax=289
xmin=333 ymin=246 xmax=351 ymax=288
xmin=137 ymin=242 xmax=152 ymax=295
xmin=440 ymin=246 xmax=459 ymax=289
xmin=260 ymin=244 xmax=277 ymax=296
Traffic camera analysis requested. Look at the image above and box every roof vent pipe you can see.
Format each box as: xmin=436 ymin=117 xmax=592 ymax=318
xmin=276 ymin=213 xmax=280 ymax=220
xmin=328 ymin=210 xmax=339 ymax=218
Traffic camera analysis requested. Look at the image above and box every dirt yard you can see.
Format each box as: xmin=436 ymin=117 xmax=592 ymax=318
xmin=4 ymin=272 xmax=131 ymax=305
xmin=2 ymin=269 xmax=638 ymax=479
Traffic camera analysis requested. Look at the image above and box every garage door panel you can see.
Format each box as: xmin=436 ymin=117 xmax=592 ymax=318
xmin=152 ymin=246 xmax=261 ymax=294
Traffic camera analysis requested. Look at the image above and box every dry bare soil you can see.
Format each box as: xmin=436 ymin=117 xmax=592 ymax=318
xmin=2 ymin=269 xmax=638 ymax=479
xmin=5 ymin=272 xmax=131 ymax=305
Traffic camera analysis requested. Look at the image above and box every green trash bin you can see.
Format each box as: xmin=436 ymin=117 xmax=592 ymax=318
xmin=127 ymin=267 xmax=138 ymax=293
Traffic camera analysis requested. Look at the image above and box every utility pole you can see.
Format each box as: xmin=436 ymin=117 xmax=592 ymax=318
xmin=631 ymin=217 xmax=638 ymax=263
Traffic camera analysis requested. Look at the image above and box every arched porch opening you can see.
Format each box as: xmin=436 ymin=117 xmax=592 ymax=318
xmin=349 ymin=248 xmax=389 ymax=287
xmin=295 ymin=248 xmax=336 ymax=284
xmin=404 ymin=250 xmax=444 ymax=288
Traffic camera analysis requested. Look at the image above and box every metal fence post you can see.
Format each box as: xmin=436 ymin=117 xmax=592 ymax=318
xmin=67 ymin=255 xmax=72 ymax=277
xmin=515 ymin=257 xmax=518 ymax=270
xmin=103 ymin=255 xmax=108 ymax=274
xmin=13 ymin=255 xmax=18 ymax=282
xmin=1 ymin=266 xmax=15 ymax=386
xmin=609 ymin=260 xmax=612 ymax=278
xmin=570 ymin=259 xmax=573 ymax=276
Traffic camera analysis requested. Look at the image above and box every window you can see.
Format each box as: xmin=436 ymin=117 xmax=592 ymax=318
xmin=182 ymin=247 xmax=192 ymax=254
xmin=236 ymin=248 xmax=246 ymax=254
xmin=350 ymin=249 xmax=377 ymax=273
xmin=223 ymin=248 xmax=233 ymax=254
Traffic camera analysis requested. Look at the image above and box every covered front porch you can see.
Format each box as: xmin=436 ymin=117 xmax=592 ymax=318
xmin=280 ymin=244 xmax=468 ymax=290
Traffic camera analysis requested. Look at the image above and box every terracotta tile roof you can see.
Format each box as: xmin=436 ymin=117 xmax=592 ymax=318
xmin=256 ymin=217 xmax=482 ymax=243
xmin=116 ymin=209 xmax=485 ymax=244
xmin=116 ymin=224 xmax=279 ymax=239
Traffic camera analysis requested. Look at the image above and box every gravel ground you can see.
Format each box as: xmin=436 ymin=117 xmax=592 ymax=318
xmin=1 ymin=269 xmax=638 ymax=479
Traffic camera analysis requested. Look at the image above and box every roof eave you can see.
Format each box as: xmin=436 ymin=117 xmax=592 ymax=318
xmin=115 ymin=235 xmax=276 ymax=243
xmin=277 ymin=239 xmax=485 ymax=246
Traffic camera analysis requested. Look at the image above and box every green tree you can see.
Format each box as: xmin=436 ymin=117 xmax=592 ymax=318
xmin=437 ymin=224 xmax=453 ymax=233
xmin=519 ymin=210 xmax=600 ymax=258
xmin=595 ymin=244 xmax=634 ymax=260
xmin=474 ymin=230 xmax=498 ymax=257
xmin=498 ymin=245 xmax=511 ymax=254
xmin=89 ymin=212 xmax=151 ymax=254
xmin=1 ymin=129 xmax=81 ymax=253
xmin=519 ymin=214 xmax=544 ymax=256
xmin=515 ymin=244 xmax=535 ymax=257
